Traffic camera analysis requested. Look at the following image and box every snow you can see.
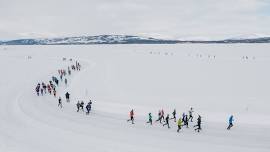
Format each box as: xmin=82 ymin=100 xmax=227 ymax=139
xmin=0 ymin=44 xmax=270 ymax=152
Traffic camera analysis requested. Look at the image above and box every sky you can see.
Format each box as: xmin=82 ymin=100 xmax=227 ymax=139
xmin=1 ymin=0 xmax=270 ymax=40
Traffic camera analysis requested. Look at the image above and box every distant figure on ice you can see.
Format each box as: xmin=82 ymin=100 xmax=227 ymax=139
xmin=177 ymin=118 xmax=183 ymax=132
xmin=65 ymin=92 xmax=70 ymax=102
xmin=76 ymin=61 xmax=81 ymax=71
xmin=68 ymin=67 xmax=71 ymax=75
xmin=63 ymin=70 xmax=67 ymax=76
xmin=183 ymin=114 xmax=189 ymax=128
xmin=127 ymin=109 xmax=134 ymax=124
xmin=58 ymin=97 xmax=62 ymax=108
xmin=194 ymin=115 xmax=202 ymax=132
xmin=227 ymin=115 xmax=234 ymax=130
xmin=53 ymin=89 xmax=56 ymax=97
xmin=35 ymin=84 xmax=40 ymax=96
xmin=155 ymin=110 xmax=162 ymax=123
xmin=80 ymin=101 xmax=84 ymax=111
xmin=64 ymin=78 xmax=68 ymax=86
xmin=189 ymin=107 xmax=194 ymax=122
xmin=163 ymin=114 xmax=170 ymax=128
xmin=60 ymin=74 xmax=63 ymax=81
xmin=55 ymin=79 xmax=59 ymax=86
xmin=86 ymin=100 xmax=92 ymax=114
xmin=40 ymin=88 xmax=44 ymax=96
xmin=47 ymin=84 xmax=51 ymax=94
xmin=71 ymin=65 xmax=76 ymax=70
xmin=161 ymin=109 xmax=165 ymax=122
xmin=171 ymin=109 xmax=176 ymax=122
xmin=76 ymin=101 xmax=80 ymax=112
xmin=147 ymin=113 xmax=152 ymax=125
xmin=49 ymin=80 xmax=53 ymax=87
xmin=52 ymin=76 xmax=59 ymax=86
xmin=42 ymin=82 xmax=47 ymax=94
xmin=182 ymin=112 xmax=185 ymax=121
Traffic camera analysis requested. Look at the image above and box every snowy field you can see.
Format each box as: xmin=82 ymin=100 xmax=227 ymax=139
xmin=0 ymin=44 xmax=270 ymax=152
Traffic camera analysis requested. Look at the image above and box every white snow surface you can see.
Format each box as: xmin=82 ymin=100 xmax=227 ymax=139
xmin=0 ymin=44 xmax=270 ymax=152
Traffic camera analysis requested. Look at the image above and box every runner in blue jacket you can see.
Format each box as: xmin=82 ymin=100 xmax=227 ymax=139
xmin=227 ymin=115 xmax=234 ymax=130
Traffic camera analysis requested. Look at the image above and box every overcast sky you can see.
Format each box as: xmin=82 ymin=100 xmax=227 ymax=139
xmin=1 ymin=0 xmax=270 ymax=40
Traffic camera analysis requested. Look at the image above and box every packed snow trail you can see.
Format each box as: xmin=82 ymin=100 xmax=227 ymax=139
xmin=0 ymin=45 xmax=270 ymax=152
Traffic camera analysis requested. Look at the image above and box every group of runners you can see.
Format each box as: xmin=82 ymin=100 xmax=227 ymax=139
xmin=35 ymin=60 xmax=85 ymax=109
xmin=128 ymin=108 xmax=234 ymax=132
xmin=127 ymin=107 xmax=202 ymax=132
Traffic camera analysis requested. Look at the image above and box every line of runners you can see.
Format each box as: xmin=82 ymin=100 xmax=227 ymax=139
xmin=34 ymin=59 xmax=234 ymax=133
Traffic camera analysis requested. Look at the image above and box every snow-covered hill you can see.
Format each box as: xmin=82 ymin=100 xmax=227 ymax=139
xmin=1 ymin=35 xmax=270 ymax=45
xmin=0 ymin=35 xmax=178 ymax=45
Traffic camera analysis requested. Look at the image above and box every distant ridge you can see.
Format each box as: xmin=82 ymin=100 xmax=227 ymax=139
xmin=1 ymin=35 xmax=270 ymax=45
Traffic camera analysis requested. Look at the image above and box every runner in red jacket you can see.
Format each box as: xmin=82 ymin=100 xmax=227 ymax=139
xmin=127 ymin=109 xmax=134 ymax=124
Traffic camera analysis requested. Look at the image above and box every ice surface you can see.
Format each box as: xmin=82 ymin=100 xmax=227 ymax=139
xmin=0 ymin=44 xmax=270 ymax=152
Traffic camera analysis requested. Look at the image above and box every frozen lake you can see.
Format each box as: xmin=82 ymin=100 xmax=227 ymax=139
xmin=0 ymin=44 xmax=270 ymax=152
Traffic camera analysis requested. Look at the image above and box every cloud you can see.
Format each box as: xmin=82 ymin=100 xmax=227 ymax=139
xmin=0 ymin=0 xmax=270 ymax=40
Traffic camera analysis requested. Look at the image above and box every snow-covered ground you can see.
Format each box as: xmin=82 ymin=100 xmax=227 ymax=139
xmin=0 ymin=44 xmax=270 ymax=152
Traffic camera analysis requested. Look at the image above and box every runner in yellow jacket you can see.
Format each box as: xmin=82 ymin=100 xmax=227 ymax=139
xmin=177 ymin=118 xmax=183 ymax=132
